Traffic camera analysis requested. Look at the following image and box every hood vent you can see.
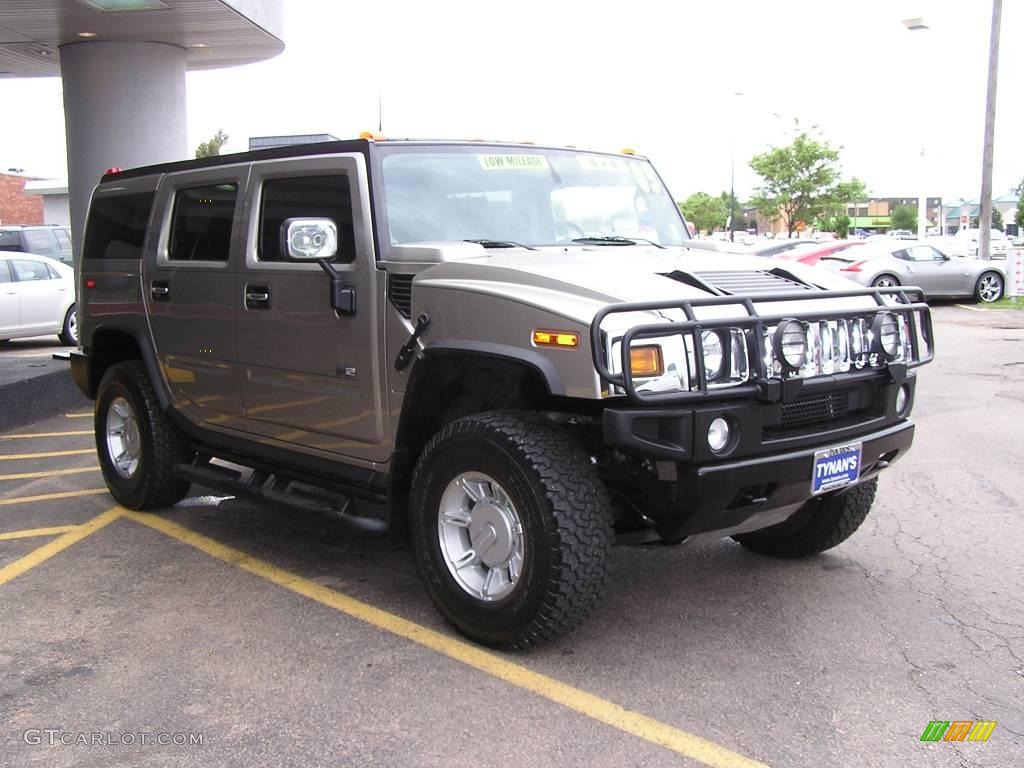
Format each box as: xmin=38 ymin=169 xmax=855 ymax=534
xmin=388 ymin=274 xmax=414 ymax=318
xmin=687 ymin=269 xmax=813 ymax=295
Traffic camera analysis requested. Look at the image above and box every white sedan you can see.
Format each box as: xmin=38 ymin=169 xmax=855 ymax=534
xmin=0 ymin=252 xmax=78 ymax=345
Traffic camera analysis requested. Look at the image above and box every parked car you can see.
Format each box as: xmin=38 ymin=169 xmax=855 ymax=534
xmin=826 ymin=242 xmax=1005 ymax=303
xmin=0 ymin=252 xmax=78 ymax=344
xmin=774 ymin=239 xmax=866 ymax=266
xmin=930 ymin=228 xmax=1009 ymax=259
xmin=888 ymin=229 xmax=915 ymax=240
xmin=0 ymin=225 xmax=74 ymax=265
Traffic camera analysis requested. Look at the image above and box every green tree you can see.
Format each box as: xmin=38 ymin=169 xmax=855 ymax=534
xmin=678 ymin=192 xmax=729 ymax=234
xmin=1017 ymin=178 xmax=1024 ymax=230
xmin=749 ymin=124 xmax=865 ymax=237
xmin=991 ymin=207 xmax=1003 ymax=230
xmin=833 ymin=213 xmax=851 ymax=239
xmin=890 ymin=205 xmax=917 ymax=233
xmin=195 ymin=129 xmax=229 ymax=159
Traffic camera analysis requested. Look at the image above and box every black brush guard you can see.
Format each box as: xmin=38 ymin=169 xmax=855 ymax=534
xmin=589 ymin=286 xmax=935 ymax=405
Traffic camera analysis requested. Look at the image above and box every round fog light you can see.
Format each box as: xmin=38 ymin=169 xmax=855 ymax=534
xmin=895 ymin=384 xmax=910 ymax=416
xmin=708 ymin=417 xmax=731 ymax=453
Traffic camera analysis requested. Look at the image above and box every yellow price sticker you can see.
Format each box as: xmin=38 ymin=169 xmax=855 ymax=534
xmin=477 ymin=154 xmax=550 ymax=171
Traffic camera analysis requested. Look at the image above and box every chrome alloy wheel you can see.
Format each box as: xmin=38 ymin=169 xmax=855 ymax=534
xmin=105 ymin=396 xmax=141 ymax=479
xmin=68 ymin=310 xmax=78 ymax=343
xmin=977 ymin=273 xmax=1003 ymax=303
xmin=437 ymin=472 xmax=525 ymax=602
xmin=873 ymin=276 xmax=897 ymax=288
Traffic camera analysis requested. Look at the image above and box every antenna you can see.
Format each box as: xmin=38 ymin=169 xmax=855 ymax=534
xmin=377 ymin=94 xmax=382 ymax=133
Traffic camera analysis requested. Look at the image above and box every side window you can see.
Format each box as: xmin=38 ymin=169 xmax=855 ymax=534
xmin=54 ymin=228 xmax=72 ymax=251
xmin=0 ymin=261 xmax=11 ymax=282
xmin=84 ymin=192 xmax=155 ymax=260
xmin=907 ymin=246 xmax=939 ymax=262
xmin=169 ymin=183 xmax=238 ymax=262
xmin=894 ymin=249 xmax=909 ymax=261
xmin=23 ymin=229 xmax=55 ymax=256
xmin=11 ymin=259 xmax=53 ymax=281
xmin=258 ymin=175 xmax=355 ymax=263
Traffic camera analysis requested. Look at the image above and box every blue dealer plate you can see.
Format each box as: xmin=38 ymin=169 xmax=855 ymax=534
xmin=811 ymin=442 xmax=863 ymax=495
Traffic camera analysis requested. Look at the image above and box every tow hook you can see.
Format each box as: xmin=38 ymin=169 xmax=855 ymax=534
xmin=395 ymin=312 xmax=431 ymax=371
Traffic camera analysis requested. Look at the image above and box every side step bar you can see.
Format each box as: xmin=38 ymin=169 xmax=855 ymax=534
xmin=174 ymin=460 xmax=387 ymax=537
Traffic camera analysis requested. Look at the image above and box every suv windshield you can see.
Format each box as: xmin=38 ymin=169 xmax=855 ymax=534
xmin=379 ymin=146 xmax=689 ymax=248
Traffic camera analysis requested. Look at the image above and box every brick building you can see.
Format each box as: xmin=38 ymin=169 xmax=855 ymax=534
xmin=0 ymin=172 xmax=44 ymax=226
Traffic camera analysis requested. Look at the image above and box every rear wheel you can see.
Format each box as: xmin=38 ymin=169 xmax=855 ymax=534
xmin=58 ymin=304 xmax=77 ymax=346
xmin=733 ymin=479 xmax=877 ymax=558
xmin=975 ymin=271 xmax=1004 ymax=303
xmin=871 ymin=275 xmax=899 ymax=288
xmin=95 ymin=361 xmax=193 ymax=509
xmin=410 ymin=412 xmax=613 ymax=649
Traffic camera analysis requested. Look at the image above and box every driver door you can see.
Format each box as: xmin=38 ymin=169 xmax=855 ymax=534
xmin=904 ymin=245 xmax=962 ymax=295
xmin=235 ymin=154 xmax=388 ymax=462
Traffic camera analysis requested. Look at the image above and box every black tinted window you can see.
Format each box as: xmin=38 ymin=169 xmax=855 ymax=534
xmin=169 ymin=184 xmax=237 ymax=262
xmin=258 ymin=175 xmax=355 ymax=263
xmin=0 ymin=231 xmax=22 ymax=251
xmin=84 ymin=193 xmax=155 ymax=260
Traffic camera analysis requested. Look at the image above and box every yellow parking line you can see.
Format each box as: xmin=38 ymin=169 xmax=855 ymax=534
xmin=65 ymin=412 xmax=93 ymax=419
xmin=0 ymin=430 xmax=93 ymax=440
xmin=0 ymin=507 xmax=122 ymax=586
xmin=126 ymin=511 xmax=769 ymax=768
xmin=0 ymin=525 xmax=80 ymax=541
xmin=0 ymin=466 xmax=99 ymax=481
xmin=0 ymin=488 xmax=108 ymax=506
xmin=0 ymin=449 xmax=94 ymax=461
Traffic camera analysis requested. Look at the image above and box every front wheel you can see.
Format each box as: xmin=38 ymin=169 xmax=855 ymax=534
xmin=975 ymin=271 xmax=1004 ymax=303
xmin=733 ymin=478 xmax=877 ymax=558
xmin=410 ymin=413 xmax=613 ymax=649
xmin=95 ymin=361 xmax=193 ymax=509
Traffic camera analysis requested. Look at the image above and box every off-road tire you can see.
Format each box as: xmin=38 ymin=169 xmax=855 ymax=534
xmin=58 ymin=304 xmax=77 ymax=346
xmin=733 ymin=478 xmax=877 ymax=558
xmin=974 ymin=271 xmax=1004 ymax=303
xmin=95 ymin=361 xmax=193 ymax=509
xmin=410 ymin=412 xmax=613 ymax=649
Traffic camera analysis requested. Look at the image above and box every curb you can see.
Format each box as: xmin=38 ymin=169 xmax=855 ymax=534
xmin=0 ymin=368 xmax=91 ymax=433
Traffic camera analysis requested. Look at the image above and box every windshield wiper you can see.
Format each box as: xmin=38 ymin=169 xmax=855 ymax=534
xmin=464 ymin=239 xmax=538 ymax=251
xmin=570 ymin=236 xmax=665 ymax=249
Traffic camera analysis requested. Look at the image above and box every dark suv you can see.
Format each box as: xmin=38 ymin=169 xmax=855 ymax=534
xmin=0 ymin=224 xmax=74 ymax=264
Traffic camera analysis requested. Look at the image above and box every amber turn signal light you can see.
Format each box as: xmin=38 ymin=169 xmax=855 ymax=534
xmin=532 ymin=330 xmax=580 ymax=348
xmin=629 ymin=345 xmax=664 ymax=377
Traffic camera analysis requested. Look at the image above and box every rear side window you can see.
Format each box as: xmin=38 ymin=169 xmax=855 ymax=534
xmin=0 ymin=231 xmax=23 ymax=251
xmin=84 ymin=193 xmax=155 ymax=260
xmin=22 ymin=229 xmax=55 ymax=255
xmin=258 ymin=175 xmax=355 ymax=263
xmin=0 ymin=261 xmax=11 ymax=282
xmin=54 ymin=228 xmax=72 ymax=251
xmin=169 ymin=183 xmax=238 ymax=262
xmin=11 ymin=259 xmax=54 ymax=281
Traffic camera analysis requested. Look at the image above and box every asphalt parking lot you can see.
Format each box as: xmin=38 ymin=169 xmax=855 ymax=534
xmin=1 ymin=304 xmax=1022 ymax=768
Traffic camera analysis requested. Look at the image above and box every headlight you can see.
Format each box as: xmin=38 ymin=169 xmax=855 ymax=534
xmin=700 ymin=330 xmax=724 ymax=380
xmin=774 ymin=319 xmax=809 ymax=370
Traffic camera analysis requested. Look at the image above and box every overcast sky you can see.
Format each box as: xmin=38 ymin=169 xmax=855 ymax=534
xmin=1 ymin=0 xmax=1021 ymax=203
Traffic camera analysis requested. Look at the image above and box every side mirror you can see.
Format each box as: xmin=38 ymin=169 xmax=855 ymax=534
xmin=282 ymin=218 xmax=338 ymax=261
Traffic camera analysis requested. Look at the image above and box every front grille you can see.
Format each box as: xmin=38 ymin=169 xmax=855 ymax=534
xmin=388 ymin=274 xmax=414 ymax=318
xmin=692 ymin=269 xmax=812 ymax=295
xmin=780 ymin=391 xmax=850 ymax=429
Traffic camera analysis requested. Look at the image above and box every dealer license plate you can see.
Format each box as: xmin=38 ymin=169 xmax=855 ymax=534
xmin=811 ymin=442 xmax=863 ymax=495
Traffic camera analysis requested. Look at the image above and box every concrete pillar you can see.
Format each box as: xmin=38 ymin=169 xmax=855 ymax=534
xmin=59 ymin=42 xmax=188 ymax=259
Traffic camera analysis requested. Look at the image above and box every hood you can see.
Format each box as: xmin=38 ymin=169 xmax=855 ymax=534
xmin=400 ymin=243 xmax=867 ymax=324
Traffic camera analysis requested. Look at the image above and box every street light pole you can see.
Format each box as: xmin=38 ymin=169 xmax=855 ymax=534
xmin=729 ymin=92 xmax=744 ymax=242
xmin=979 ymin=0 xmax=1002 ymax=260
xmin=902 ymin=18 xmax=931 ymax=239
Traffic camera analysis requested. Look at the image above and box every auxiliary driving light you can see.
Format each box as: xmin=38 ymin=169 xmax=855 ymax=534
xmin=773 ymin=319 xmax=809 ymax=370
xmin=872 ymin=312 xmax=900 ymax=358
xmin=708 ymin=417 xmax=731 ymax=453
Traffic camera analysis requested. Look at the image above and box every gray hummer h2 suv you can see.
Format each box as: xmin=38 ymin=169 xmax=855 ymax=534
xmin=71 ymin=139 xmax=934 ymax=649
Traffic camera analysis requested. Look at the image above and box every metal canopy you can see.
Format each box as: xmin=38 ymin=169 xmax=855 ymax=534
xmin=0 ymin=0 xmax=283 ymax=76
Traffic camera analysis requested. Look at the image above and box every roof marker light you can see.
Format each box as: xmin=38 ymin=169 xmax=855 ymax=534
xmin=105 ymin=167 xmax=122 ymax=175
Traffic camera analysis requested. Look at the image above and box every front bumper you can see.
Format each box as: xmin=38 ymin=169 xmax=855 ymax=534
xmin=665 ymin=420 xmax=914 ymax=538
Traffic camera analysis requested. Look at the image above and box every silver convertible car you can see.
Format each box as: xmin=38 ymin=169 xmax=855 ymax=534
xmin=817 ymin=241 xmax=1007 ymax=303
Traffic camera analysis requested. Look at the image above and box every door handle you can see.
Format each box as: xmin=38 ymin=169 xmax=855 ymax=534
xmin=151 ymin=281 xmax=170 ymax=301
xmin=245 ymin=285 xmax=271 ymax=310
